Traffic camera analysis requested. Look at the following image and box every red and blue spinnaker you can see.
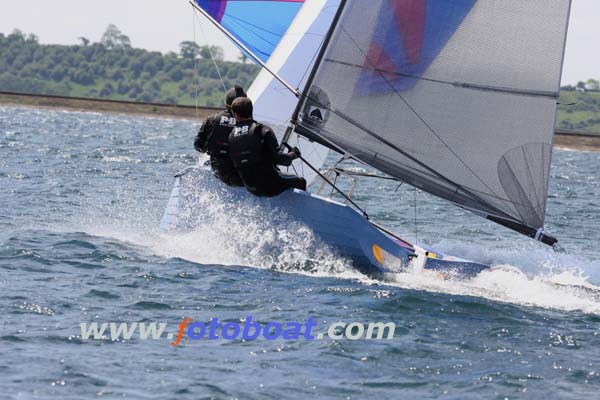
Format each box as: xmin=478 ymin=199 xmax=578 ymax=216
xmin=194 ymin=0 xmax=305 ymax=62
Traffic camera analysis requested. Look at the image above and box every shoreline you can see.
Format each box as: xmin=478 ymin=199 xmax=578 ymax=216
xmin=553 ymin=130 xmax=600 ymax=152
xmin=2 ymin=91 xmax=600 ymax=151
xmin=0 ymin=90 xmax=218 ymax=120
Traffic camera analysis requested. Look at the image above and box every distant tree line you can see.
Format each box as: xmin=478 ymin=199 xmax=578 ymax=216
xmin=0 ymin=26 xmax=259 ymax=106
xmin=558 ymin=80 xmax=600 ymax=132
xmin=1 ymin=26 xmax=599 ymax=132
xmin=561 ymin=79 xmax=600 ymax=93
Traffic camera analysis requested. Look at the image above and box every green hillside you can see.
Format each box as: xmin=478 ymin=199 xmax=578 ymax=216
xmin=0 ymin=27 xmax=259 ymax=107
xmin=557 ymin=88 xmax=600 ymax=133
xmin=1 ymin=27 xmax=599 ymax=133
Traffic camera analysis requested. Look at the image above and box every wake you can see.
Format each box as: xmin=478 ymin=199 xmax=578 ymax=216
xmin=64 ymin=174 xmax=600 ymax=315
xmin=67 ymin=213 xmax=600 ymax=315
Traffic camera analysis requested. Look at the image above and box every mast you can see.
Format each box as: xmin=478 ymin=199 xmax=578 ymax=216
xmin=282 ymin=0 xmax=347 ymax=144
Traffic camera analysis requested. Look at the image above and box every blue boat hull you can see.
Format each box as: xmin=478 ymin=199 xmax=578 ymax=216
xmin=160 ymin=167 xmax=489 ymax=278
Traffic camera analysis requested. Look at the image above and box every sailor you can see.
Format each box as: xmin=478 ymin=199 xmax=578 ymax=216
xmin=228 ymin=97 xmax=307 ymax=197
xmin=193 ymin=85 xmax=246 ymax=187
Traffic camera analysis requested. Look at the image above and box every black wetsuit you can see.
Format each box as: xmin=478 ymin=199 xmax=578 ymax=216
xmin=228 ymin=120 xmax=307 ymax=197
xmin=194 ymin=110 xmax=244 ymax=187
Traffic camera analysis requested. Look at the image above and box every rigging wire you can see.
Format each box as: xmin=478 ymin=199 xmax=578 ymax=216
xmin=414 ymin=188 xmax=418 ymax=245
xmin=296 ymin=2 xmax=345 ymax=86
xmin=298 ymin=34 xmax=327 ymax=90
xmin=192 ymin=5 xmax=227 ymax=95
xmin=192 ymin=11 xmax=200 ymax=122
xmin=282 ymin=143 xmax=369 ymax=219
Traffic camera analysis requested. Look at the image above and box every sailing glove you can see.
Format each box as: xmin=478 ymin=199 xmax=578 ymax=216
xmin=292 ymin=146 xmax=301 ymax=159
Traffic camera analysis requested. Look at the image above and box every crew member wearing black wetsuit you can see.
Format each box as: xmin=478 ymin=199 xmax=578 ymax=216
xmin=228 ymin=97 xmax=307 ymax=197
xmin=193 ymin=86 xmax=247 ymax=187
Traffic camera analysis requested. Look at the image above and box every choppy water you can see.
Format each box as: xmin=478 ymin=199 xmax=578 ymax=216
xmin=1 ymin=105 xmax=599 ymax=399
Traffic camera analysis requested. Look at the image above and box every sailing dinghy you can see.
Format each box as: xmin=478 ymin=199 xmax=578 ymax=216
xmin=161 ymin=0 xmax=572 ymax=278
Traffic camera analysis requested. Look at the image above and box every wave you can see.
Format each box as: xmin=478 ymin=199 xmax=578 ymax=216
xmin=65 ymin=195 xmax=600 ymax=315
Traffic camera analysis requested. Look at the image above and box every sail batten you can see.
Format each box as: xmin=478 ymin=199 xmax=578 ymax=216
xmin=323 ymin=57 xmax=561 ymax=99
xmin=295 ymin=0 xmax=571 ymax=243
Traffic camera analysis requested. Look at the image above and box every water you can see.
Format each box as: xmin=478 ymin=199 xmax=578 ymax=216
xmin=1 ymin=105 xmax=599 ymax=399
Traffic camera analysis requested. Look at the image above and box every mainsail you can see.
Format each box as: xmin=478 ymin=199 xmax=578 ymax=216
xmin=293 ymin=0 xmax=572 ymax=245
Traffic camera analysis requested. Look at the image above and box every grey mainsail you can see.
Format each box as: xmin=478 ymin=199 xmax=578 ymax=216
xmin=293 ymin=0 xmax=572 ymax=245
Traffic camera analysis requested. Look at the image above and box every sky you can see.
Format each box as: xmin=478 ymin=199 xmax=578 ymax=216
xmin=0 ymin=0 xmax=597 ymax=84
